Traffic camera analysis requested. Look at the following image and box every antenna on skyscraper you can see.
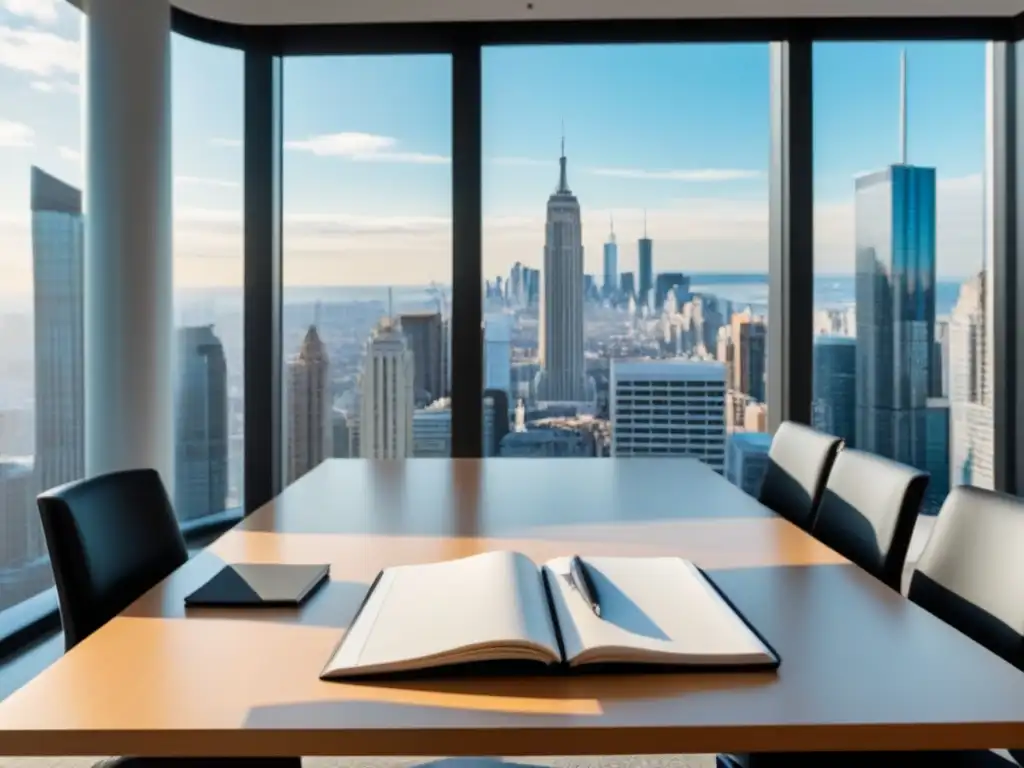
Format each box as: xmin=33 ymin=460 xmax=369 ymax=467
xmin=610 ymin=212 xmax=615 ymax=242
xmin=314 ymin=300 xmax=321 ymax=329
xmin=643 ymin=208 xmax=648 ymax=238
xmin=388 ymin=286 xmax=394 ymax=322
xmin=899 ymin=48 xmax=908 ymax=166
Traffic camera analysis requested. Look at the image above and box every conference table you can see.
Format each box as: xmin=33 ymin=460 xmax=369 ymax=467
xmin=1 ymin=458 xmax=1024 ymax=759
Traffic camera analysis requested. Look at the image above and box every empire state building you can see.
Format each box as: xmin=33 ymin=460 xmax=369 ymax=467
xmin=537 ymin=138 xmax=587 ymax=402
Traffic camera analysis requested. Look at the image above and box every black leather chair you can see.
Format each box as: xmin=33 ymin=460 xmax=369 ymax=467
xmin=810 ymin=448 xmax=929 ymax=591
xmin=720 ymin=485 xmax=1024 ymax=768
xmin=38 ymin=469 xmax=299 ymax=768
xmin=758 ymin=421 xmax=842 ymax=530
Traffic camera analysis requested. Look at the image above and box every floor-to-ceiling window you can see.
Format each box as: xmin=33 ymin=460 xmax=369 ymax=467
xmin=171 ymin=34 xmax=245 ymax=523
xmin=0 ymin=0 xmax=82 ymax=613
xmin=280 ymin=55 xmax=452 ymax=479
xmin=812 ymin=41 xmax=989 ymax=517
xmin=481 ymin=44 xmax=771 ymax=490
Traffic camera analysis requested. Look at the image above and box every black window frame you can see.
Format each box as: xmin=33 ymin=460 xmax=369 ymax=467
xmin=2 ymin=3 xmax=1022 ymax=663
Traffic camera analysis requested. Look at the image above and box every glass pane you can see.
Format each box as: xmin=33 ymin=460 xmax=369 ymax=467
xmin=281 ymin=55 xmax=452 ymax=479
xmin=0 ymin=2 xmax=83 ymax=612
xmin=813 ymin=42 xmax=989 ymax=516
xmin=171 ymin=34 xmax=244 ymax=522
xmin=482 ymin=44 xmax=770 ymax=474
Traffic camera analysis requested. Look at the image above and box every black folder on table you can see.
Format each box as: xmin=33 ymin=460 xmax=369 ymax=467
xmin=185 ymin=563 xmax=330 ymax=607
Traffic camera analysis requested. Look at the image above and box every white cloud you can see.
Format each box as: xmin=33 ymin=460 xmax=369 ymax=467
xmin=1 ymin=0 xmax=58 ymax=23
xmin=175 ymin=175 xmax=239 ymax=189
xmin=57 ymin=145 xmax=79 ymax=161
xmin=590 ymin=167 xmax=761 ymax=182
xmin=0 ymin=118 xmax=32 ymax=147
xmin=285 ymin=132 xmax=449 ymax=164
xmin=209 ymin=137 xmax=241 ymax=149
xmin=0 ymin=26 xmax=79 ymax=76
xmin=30 ymin=78 xmax=76 ymax=94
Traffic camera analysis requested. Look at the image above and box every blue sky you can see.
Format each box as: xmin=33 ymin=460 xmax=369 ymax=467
xmin=0 ymin=0 xmax=988 ymax=295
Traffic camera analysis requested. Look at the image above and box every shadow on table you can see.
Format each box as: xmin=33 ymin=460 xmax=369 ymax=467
xmin=245 ymin=672 xmax=778 ymax=729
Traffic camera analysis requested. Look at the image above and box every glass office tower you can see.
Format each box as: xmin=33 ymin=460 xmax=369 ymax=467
xmin=854 ymin=164 xmax=937 ymax=470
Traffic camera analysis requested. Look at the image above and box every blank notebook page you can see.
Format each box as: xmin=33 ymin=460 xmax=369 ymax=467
xmin=545 ymin=556 xmax=772 ymax=666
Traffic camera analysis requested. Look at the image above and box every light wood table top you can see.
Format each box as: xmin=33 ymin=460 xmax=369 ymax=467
xmin=2 ymin=458 xmax=1024 ymax=758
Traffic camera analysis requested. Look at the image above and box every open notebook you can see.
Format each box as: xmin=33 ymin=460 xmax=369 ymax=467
xmin=321 ymin=551 xmax=779 ymax=679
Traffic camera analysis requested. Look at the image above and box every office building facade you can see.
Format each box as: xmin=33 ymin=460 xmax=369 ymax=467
xmin=730 ymin=310 xmax=767 ymax=404
xmin=484 ymin=313 xmax=513 ymax=400
xmin=854 ymin=163 xmax=937 ymax=470
xmin=359 ymin=319 xmax=415 ymax=459
xmin=286 ymin=325 xmax=333 ymax=483
xmin=174 ymin=325 xmax=228 ymax=521
xmin=31 ymin=166 xmax=85 ymax=496
xmin=812 ymin=335 xmax=857 ymax=446
xmin=726 ymin=432 xmax=773 ymax=497
xmin=610 ymin=359 xmax=727 ymax=472
xmin=399 ymin=311 xmax=443 ymax=406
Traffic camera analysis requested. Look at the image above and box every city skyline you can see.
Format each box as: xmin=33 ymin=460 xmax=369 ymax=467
xmin=0 ymin=0 xmax=988 ymax=297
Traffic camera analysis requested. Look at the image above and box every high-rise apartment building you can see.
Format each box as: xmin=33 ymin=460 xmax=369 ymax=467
xmin=286 ymin=325 xmax=333 ymax=484
xmin=638 ymin=216 xmax=653 ymax=313
xmin=174 ymin=325 xmax=228 ymax=521
xmin=602 ymin=216 xmax=618 ymax=297
xmin=812 ymin=335 xmax=857 ymax=446
xmin=730 ymin=310 xmax=767 ymax=403
xmin=399 ymin=311 xmax=443 ymax=406
xmin=537 ymin=138 xmax=586 ymax=402
xmin=854 ymin=54 xmax=936 ymax=469
xmin=610 ymin=359 xmax=727 ymax=472
xmin=31 ymin=166 xmax=84 ymax=496
xmin=359 ymin=319 xmax=414 ymax=459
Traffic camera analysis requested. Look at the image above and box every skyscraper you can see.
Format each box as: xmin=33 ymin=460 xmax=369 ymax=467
xmin=725 ymin=432 xmax=772 ymax=497
xmin=602 ymin=215 xmax=618 ymax=298
xmin=537 ymin=136 xmax=586 ymax=402
xmin=610 ymin=359 xmax=727 ymax=472
xmin=286 ymin=325 xmax=333 ymax=484
xmin=924 ymin=397 xmax=950 ymax=515
xmin=174 ymin=325 xmax=228 ymax=521
xmin=484 ymin=313 xmax=513 ymax=401
xmin=812 ymin=335 xmax=857 ymax=446
xmin=854 ymin=51 xmax=936 ymax=470
xmin=359 ymin=318 xmax=415 ymax=459
xmin=619 ymin=271 xmax=636 ymax=300
xmin=399 ymin=311 xmax=442 ymax=406
xmin=638 ymin=213 xmax=653 ymax=312
xmin=948 ymin=272 xmax=993 ymax=489
xmin=730 ymin=309 xmax=767 ymax=403
xmin=31 ymin=166 xmax=84 ymax=495
xmin=655 ymin=272 xmax=690 ymax=311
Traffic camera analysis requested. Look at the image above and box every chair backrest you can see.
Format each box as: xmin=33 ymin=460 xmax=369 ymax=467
xmin=810 ymin=448 xmax=928 ymax=590
xmin=758 ymin=421 xmax=842 ymax=529
xmin=37 ymin=468 xmax=188 ymax=651
xmin=908 ymin=485 xmax=1024 ymax=672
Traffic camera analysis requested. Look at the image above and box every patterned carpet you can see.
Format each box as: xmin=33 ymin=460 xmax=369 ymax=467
xmin=0 ymin=758 xmax=716 ymax=767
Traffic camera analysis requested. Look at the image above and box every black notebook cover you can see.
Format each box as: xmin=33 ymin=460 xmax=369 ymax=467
xmin=185 ymin=563 xmax=330 ymax=607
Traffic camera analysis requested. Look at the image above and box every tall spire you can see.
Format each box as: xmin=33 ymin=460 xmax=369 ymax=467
xmin=609 ymin=213 xmax=616 ymax=244
xmin=643 ymin=208 xmax=648 ymax=238
xmin=899 ymin=48 xmax=908 ymax=166
xmin=556 ymin=122 xmax=570 ymax=194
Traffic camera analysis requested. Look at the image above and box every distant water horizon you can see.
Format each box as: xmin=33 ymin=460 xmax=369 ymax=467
xmin=0 ymin=272 xmax=975 ymax=318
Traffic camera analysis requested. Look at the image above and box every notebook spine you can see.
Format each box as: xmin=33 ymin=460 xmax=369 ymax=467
xmin=540 ymin=567 xmax=568 ymax=665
